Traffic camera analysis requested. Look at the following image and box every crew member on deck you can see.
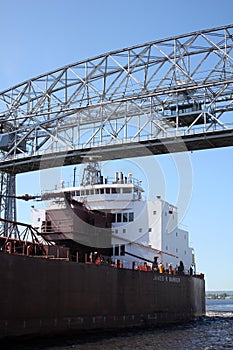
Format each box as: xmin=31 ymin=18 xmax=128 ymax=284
xmin=178 ymin=260 xmax=184 ymax=274
xmin=152 ymin=256 xmax=159 ymax=272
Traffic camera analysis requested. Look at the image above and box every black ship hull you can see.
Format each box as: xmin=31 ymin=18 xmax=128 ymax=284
xmin=0 ymin=252 xmax=205 ymax=339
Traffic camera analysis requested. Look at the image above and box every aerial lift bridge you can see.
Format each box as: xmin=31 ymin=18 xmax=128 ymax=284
xmin=0 ymin=24 xmax=233 ymax=231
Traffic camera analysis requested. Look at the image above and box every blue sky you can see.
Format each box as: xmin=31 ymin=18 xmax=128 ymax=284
xmin=0 ymin=0 xmax=233 ymax=291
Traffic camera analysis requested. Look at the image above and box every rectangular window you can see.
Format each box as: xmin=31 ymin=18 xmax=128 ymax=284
xmin=123 ymin=213 xmax=128 ymax=222
xmin=100 ymin=188 xmax=104 ymax=194
xmin=129 ymin=212 xmax=134 ymax=222
xmin=122 ymin=187 xmax=132 ymax=193
xmin=106 ymin=188 xmax=110 ymax=194
xmin=90 ymin=189 xmax=94 ymax=195
xmin=153 ymin=210 xmax=157 ymax=215
xmin=117 ymin=213 xmax=121 ymax=222
xmin=80 ymin=190 xmax=85 ymax=196
xmin=76 ymin=190 xmax=80 ymax=196
xmin=111 ymin=187 xmax=121 ymax=194
xmin=95 ymin=188 xmax=100 ymax=194
xmin=112 ymin=214 xmax=116 ymax=223
xmin=120 ymin=245 xmax=125 ymax=256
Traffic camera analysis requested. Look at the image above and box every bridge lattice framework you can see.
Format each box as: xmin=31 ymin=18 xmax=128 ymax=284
xmin=0 ymin=24 xmax=233 ymax=228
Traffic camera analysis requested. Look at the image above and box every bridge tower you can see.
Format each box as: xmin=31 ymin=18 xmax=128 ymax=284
xmin=0 ymin=172 xmax=17 ymax=236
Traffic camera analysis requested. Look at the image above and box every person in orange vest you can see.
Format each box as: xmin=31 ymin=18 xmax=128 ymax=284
xmin=159 ymin=262 xmax=164 ymax=274
xmin=94 ymin=254 xmax=101 ymax=265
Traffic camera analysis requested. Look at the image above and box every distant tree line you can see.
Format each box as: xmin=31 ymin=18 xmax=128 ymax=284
xmin=206 ymin=292 xmax=232 ymax=299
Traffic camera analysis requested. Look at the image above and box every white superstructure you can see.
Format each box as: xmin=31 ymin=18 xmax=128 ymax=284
xmin=31 ymin=161 xmax=195 ymax=273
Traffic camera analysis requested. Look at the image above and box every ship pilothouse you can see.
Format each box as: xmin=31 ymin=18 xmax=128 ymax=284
xmin=31 ymin=159 xmax=195 ymax=274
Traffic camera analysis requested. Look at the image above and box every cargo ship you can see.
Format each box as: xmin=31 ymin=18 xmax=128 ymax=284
xmin=0 ymin=159 xmax=205 ymax=339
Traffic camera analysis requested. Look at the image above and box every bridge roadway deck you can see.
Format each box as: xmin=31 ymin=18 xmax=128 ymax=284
xmin=0 ymin=129 xmax=232 ymax=174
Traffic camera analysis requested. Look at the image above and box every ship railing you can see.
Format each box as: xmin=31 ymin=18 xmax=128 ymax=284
xmin=48 ymin=257 xmax=70 ymax=261
xmin=192 ymin=273 xmax=205 ymax=279
xmin=31 ymin=255 xmax=70 ymax=261
xmin=41 ymin=176 xmax=143 ymax=192
xmin=85 ymin=257 xmax=204 ymax=277
xmin=85 ymin=257 xmax=153 ymax=271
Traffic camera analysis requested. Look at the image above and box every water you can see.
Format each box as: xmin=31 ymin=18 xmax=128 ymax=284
xmin=3 ymin=299 xmax=233 ymax=350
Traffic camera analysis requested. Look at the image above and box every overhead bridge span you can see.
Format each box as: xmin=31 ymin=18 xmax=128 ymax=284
xmin=1 ymin=24 xmax=233 ymax=229
xmin=0 ymin=24 xmax=233 ymax=174
xmin=0 ymin=25 xmax=233 ymax=229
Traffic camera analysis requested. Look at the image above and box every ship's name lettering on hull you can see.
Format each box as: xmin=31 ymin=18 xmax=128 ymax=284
xmin=153 ymin=275 xmax=181 ymax=283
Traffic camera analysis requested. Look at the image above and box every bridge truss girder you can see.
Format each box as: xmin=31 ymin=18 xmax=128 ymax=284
xmin=1 ymin=24 xmax=233 ymax=234
xmin=0 ymin=24 xmax=232 ymax=176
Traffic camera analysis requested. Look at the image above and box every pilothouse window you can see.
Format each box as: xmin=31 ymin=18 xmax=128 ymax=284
xmin=117 ymin=213 xmax=121 ymax=222
xmin=122 ymin=187 xmax=132 ymax=193
xmin=129 ymin=212 xmax=134 ymax=222
xmin=112 ymin=187 xmax=121 ymax=194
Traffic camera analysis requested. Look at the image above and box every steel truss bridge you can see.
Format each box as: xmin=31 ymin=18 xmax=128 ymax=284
xmin=0 ymin=24 xmax=233 ymax=225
